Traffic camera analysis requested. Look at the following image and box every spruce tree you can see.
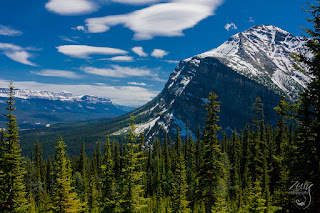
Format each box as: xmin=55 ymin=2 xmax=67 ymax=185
xmin=247 ymin=180 xmax=266 ymax=213
xmin=199 ymin=92 xmax=225 ymax=213
xmin=100 ymin=134 xmax=117 ymax=212
xmin=170 ymin=128 xmax=189 ymax=212
xmin=230 ymin=130 xmax=242 ymax=211
xmin=273 ymin=97 xmax=290 ymax=211
xmin=52 ymin=137 xmax=82 ymax=213
xmin=292 ymin=2 xmax=320 ymax=209
xmin=78 ymin=141 xmax=88 ymax=204
xmin=121 ymin=116 xmax=148 ymax=212
xmin=0 ymin=83 xmax=28 ymax=212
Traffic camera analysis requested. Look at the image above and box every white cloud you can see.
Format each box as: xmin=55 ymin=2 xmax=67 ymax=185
xmin=132 ymin=46 xmax=148 ymax=57
xmin=105 ymin=56 xmax=134 ymax=62
xmin=0 ymin=25 xmax=22 ymax=36
xmin=224 ymin=22 xmax=237 ymax=31
xmin=128 ymin=82 xmax=147 ymax=86
xmin=72 ymin=25 xmax=85 ymax=31
xmin=31 ymin=69 xmax=82 ymax=79
xmin=163 ymin=59 xmax=179 ymax=64
xmin=81 ymin=65 xmax=153 ymax=77
xmin=85 ymin=0 xmax=224 ymax=40
xmin=112 ymin=0 xmax=162 ymax=4
xmin=45 ymin=0 xmax=98 ymax=15
xmin=0 ymin=79 xmax=158 ymax=105
xmin=151 ymin=49 xmax=168 ymax=58
xmin=60 ymin=36 xmax=79 ymax=43
xmin=249 ymin=17 xmax=255 ymax=23
xmin=57 ymin=45 xmax=128 ymax=58
xmin=0 ymin=43 xmax=36 ymax=66
xmin=95 ymin=83 xmax=107 ymax=86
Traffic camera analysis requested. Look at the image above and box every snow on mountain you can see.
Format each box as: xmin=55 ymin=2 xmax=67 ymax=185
xmin=0 ymin=88 xmax=133 ymax=129
xmin=0 ymin=88 xmax=112 ymax=103
xmin=111 ymin=25 xmax=312 ymax=140
xmin=196 ymin=25 xmax=311 ymax=100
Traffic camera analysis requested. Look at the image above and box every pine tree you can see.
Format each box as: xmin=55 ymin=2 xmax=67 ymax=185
xmin=94 ymin=140 xmax=102 ymax=176
xmin=88 ymin=172 xmax=99 ymax=213
xmin=273 ymin=97 xmax=290 ymax=211
xmin=113 ymin=141 xmax=121 ymax=179
xmin=28 ymin=191 xmax=37 ymax=213
xmin=199 ymin=92 xmax=225 ymax=213
xmin=100 ymin=134 xmax=117 ymax=212
xmin=251 ymin=97 xmax=264 ymax=182
xmin=230 ymin=130 xmax=242 ymax=211
xmin=33 ymin=140 xmax=48 ymax=210
xmin=34 ymin=140 xmax=43 ymax=183
xmin=242 ymin=124 xmax=251 ymax=193
xmin=292 ymin=2 xmax=320 ymax=209
xmin=46 ymin=157 xmax=54 ymax=194
xmin=247 ymin=180 xmax=266 ymax=213
xmin=78 ymin=141 xmax=88 ymax=204
xmin=0 ymin=82 xmax=28 ymax=212
xmin=52 ymin=137 xmax=82 ymax=213
xmin=121 ymin=116 xmax=148 ymax=212
xmin=170 ymin=128 xmax=189 ymax=212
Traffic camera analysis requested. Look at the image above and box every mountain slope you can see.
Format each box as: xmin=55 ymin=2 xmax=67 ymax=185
xmin=111 ymin=25 xmax=310 ymax=139
xmin=19 ymin=25 xmax=311 ymax=156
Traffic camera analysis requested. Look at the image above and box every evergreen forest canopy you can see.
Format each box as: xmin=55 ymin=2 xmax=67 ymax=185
xmin=1 ymin=2 xmax=320 ymax=212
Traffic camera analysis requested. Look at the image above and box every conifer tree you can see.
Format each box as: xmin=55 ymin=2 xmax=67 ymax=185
xmin=292 ymin=2 xmax=320 ymax=209
xmin=46 ymin=157 xmax=54 ymax=194
xmin=78 ymin=141 xmax=88 ymax=204
xmin=88 ymin=172 xmax=99 ymax=213
xmin=247 ymin=180 xmax=266 ymax=213
xmin=100 ymin=134 xmax=117 ymax=212
xmin=199 ymin=92 xmax=225 ymax=213
xmin=33 ymin=140 xmax=48 ymax=210
xmin=52 ymin=137 xmax=82 ymax=213
xmin=34 ymin=140 xmax=43 ymax=182
xmin=251 ymin=97 xmax=264 ymax=182
xmin=121 ymin=116 xmax=148 ymax=212
xmin=28 ymin=191 xmax=37 ymax=213
xmin=0 ymin=128 xmax=4 ymax=145
xmin=170 ymin=128 xmax=189 ymax=212
xmin=273 ymin=97 xmax=290 ymax=211
xmin=230 ymin=130 xmax=242 ymax=210
xmin=0 ymin=83 xmax=28 ymax=212
xmin=113 ymin=141 xmax=121 ymax=179
xmin=94 ymin=140 xmax=102 ymax=176
xmin=242 ymin=124 xmax=251 ymax=193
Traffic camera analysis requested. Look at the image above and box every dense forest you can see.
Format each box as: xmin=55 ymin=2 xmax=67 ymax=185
xmin=1 ymin=2 xmax=320 ymax=213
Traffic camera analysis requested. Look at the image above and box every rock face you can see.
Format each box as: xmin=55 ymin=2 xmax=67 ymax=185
xmin=0 ymin=89 xmax=133 ymax=129
xmin=113 ymin=25 xmax=311 ymax=139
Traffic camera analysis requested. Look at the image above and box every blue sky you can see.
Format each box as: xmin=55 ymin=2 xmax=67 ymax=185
xmin=0 ymin=0 xmax=313 ymax=105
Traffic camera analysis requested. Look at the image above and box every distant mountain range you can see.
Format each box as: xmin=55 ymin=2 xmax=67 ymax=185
xmin=0 ymin=88 xmax=136 ymax=129
xmin=19 ymin=25 xmax=311 ymax=156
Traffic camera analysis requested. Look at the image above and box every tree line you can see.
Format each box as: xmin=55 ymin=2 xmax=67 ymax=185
xmin=0 ymin=84 xmax=318 ymax=212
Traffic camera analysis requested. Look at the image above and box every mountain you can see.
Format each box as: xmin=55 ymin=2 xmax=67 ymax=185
xmin=0 ymin=88 xmax=135 ymax=129
xmin=111 ymin=25 xmax=310 ymax=138
xmin=19 ymin=25 xmax=311 ymax=156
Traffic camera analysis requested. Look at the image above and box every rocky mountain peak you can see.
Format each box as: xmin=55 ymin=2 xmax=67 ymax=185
xmin=182 ymin=25 xmax=311 ymax=101
xmin=111 ymin=25 xmax=311 ymax=140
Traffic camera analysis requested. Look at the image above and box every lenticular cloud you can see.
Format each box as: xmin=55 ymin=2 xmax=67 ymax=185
xmin=85 ymin=0 xmax=224 ymax=40
xmin=45 ymin=0 xmax=98 ymax=15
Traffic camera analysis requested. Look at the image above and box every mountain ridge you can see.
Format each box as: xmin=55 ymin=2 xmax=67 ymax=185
xmin=113 ymin=25 xmax=310 ymax=139
xmin=0 ymin=88 xmax=135 ymax=129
